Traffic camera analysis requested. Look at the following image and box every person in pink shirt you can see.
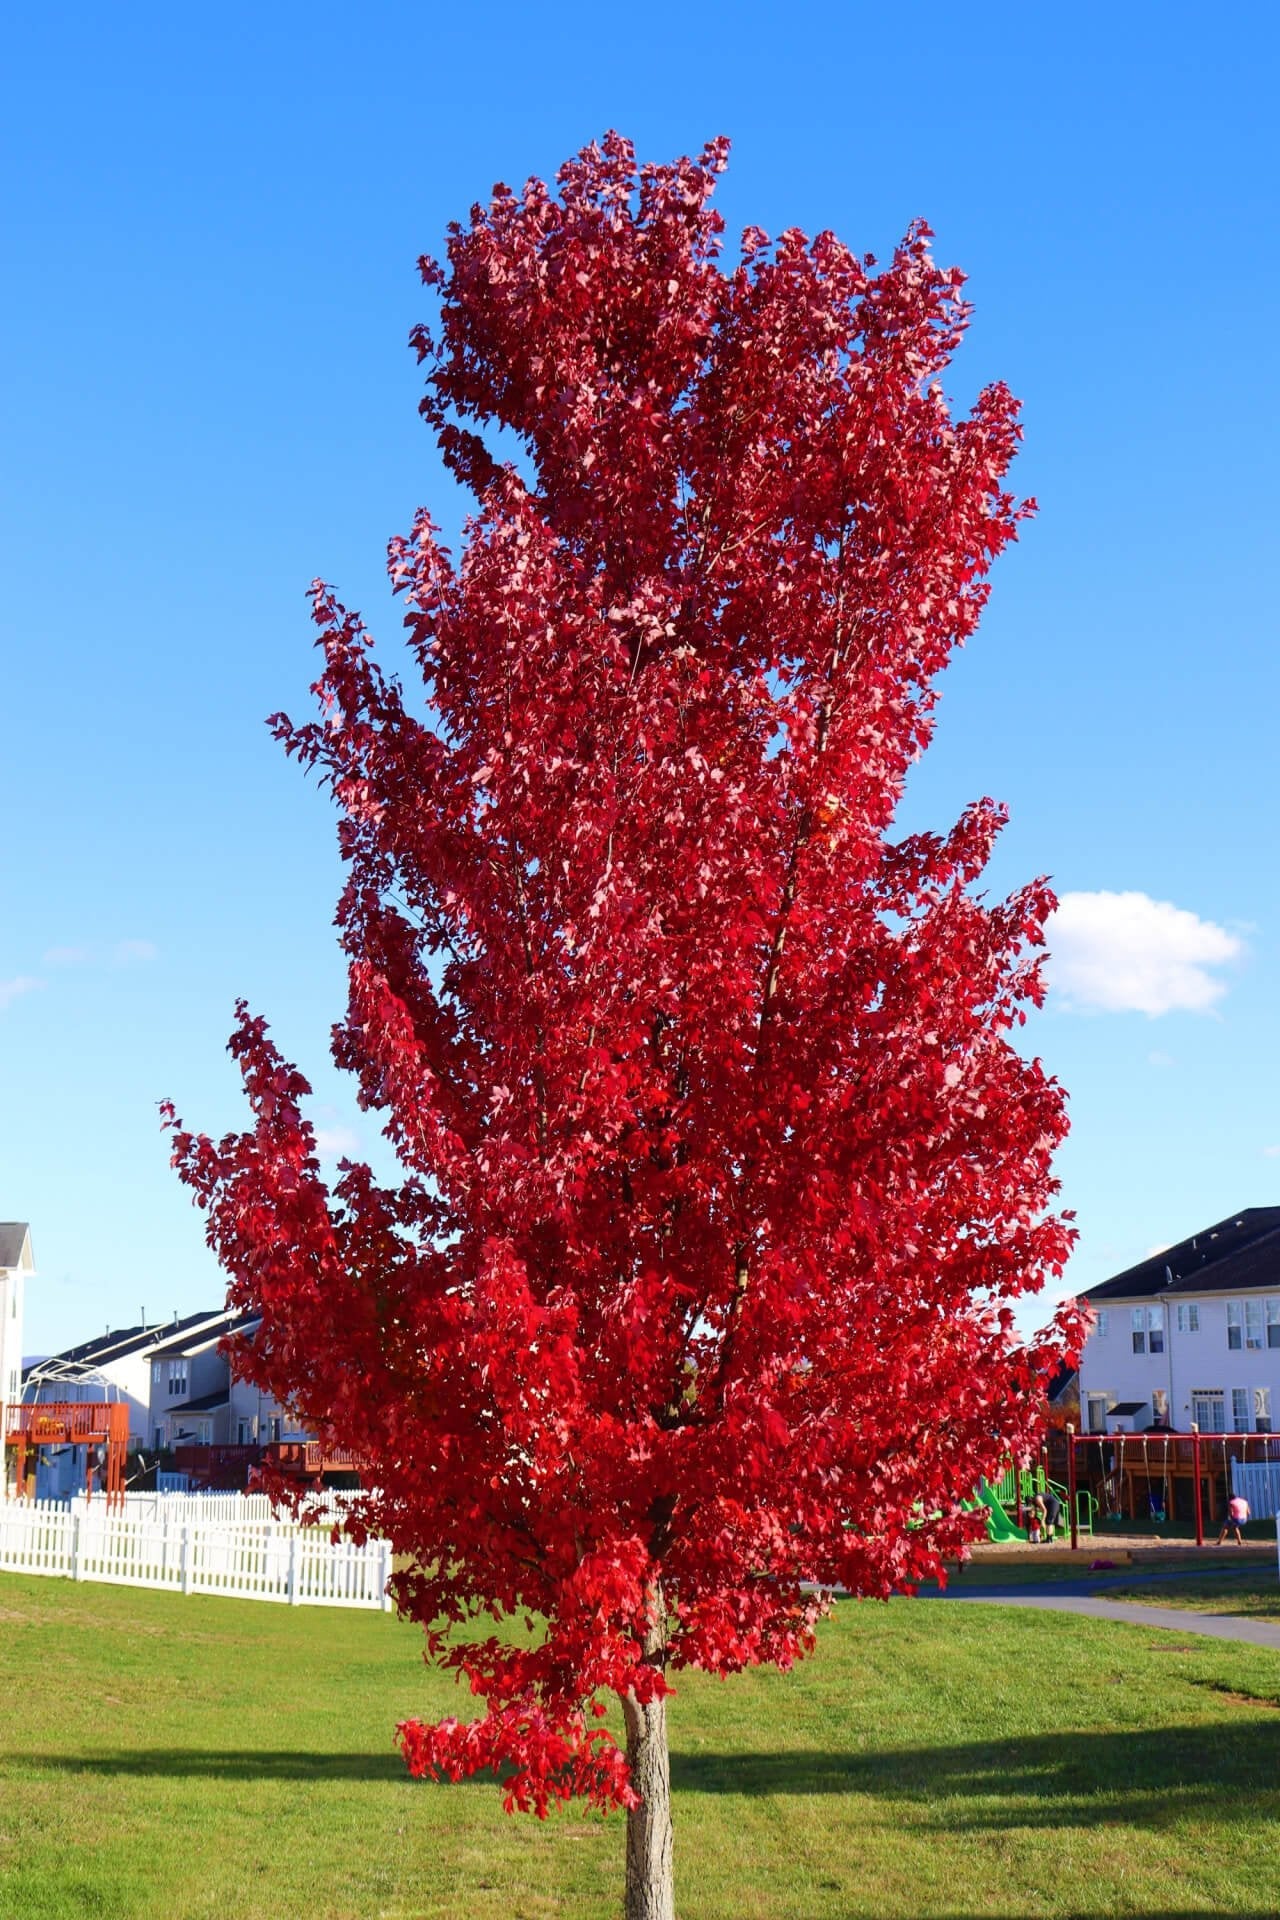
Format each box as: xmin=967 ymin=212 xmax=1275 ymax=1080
xmin=1216 ymin=1494 xmax=1250 ymax=1546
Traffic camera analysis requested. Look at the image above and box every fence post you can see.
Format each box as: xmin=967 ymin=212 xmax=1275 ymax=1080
xmin=71 ymin=1510 xmax=84 ymax=1581
xmin=1066 ymin=1425 xmax=1078 ymax=1552
xmin=1191 ymin=1424 xmax=1204 ymax=1547
xmin=180 ymin=1524 xmax=193 ymax=1596
xmin=379 ymin=1541 xmax=393 ymax=1612
xmin=288 ymin=1531 xmax=301 ymax=1605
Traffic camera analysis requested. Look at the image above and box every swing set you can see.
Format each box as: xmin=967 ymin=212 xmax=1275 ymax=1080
xmin=1064 ymin=1422 xmax=1271 ymax=1549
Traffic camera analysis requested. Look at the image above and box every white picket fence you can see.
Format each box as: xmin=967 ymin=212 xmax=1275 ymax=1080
xmin=65 ymin=1489 xmax=366 ymax=1527
xmin=0 ymin=1499 xmax=392 ymax=1610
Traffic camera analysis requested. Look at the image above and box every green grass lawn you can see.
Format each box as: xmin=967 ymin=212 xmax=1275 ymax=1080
xmin=2 ymin=1574 xmax=1280 ymax=1918
xmin=1103 ymin=1569 xmax=1280 ymax=1621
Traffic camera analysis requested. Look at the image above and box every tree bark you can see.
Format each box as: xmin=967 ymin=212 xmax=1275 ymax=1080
xmin=621 ymin=1593 xmax=675 ymax=1920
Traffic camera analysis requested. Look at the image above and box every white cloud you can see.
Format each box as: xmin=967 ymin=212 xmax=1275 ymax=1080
xmin=314 ymin=1126 xmax=361 ymax=1159
xmin=0 ymin=976 xmax=42 ymax=1011
xmin=1046 ymin=890 xmax=1242 ymax=1016
xmin=1263 ymin=1146 xmax=1280 ymax=1160
xmin=113 ymin=938 xmax=158 ymax=965
xmin=1147 ymin=1050 xmax=1175 ymax=1068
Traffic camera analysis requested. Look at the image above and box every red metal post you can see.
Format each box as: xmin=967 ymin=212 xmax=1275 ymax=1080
xmin=1067 ymin=1423 xmax=1078 ymax=1552
xmin=1191 ymin=1423 xmax=1203 ymax=1546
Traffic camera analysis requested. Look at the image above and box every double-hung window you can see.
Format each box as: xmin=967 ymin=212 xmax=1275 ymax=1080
xmin=1232 ymin=1387 xmax=1251 ymax=1433
xmin=1227 ymin=1300 xmax=1265 ymax=1351
xmin=1255 ymin=1387 xmax=1273 ymax=1434
xmin=1267 ymin=1299 xmax=1280 ymax=1350
xmin=1132 ymin=1307 xmax=1164 ymax=1354
xmin=1176 ymin=1303 xmax=1199 ymax=1334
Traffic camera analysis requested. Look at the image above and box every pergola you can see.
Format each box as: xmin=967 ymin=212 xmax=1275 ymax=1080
xmin=4 ymin=1401 xmax=129 ymax=1504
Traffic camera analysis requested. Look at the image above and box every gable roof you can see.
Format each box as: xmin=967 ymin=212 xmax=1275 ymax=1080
xmin=1082 ymin=1207 xmax=1280 ymax=1303
xmin=147 ymin=1310 xmax=258 ymax=1360
xmin=166 ymin=1389 xmax=230 ymax=1415
xmin=0 ymin=1223 xmax=31 ymax=1270
xmin=25 ymin=1309 xmax=231 ymax=1379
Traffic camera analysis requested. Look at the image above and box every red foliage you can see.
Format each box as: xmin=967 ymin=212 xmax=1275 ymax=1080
xmin=166 ymin=132 xmax=1080 ymax=1817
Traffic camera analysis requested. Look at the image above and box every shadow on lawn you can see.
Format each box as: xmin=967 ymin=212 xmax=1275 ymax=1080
xmin=669 ymin=1721 xmax=1280 ymax=1827
xmin=24 ymin=1750 xmax=414 ymax=1783
xmin=27 ymin=1720 xmax=1280 ymax=1831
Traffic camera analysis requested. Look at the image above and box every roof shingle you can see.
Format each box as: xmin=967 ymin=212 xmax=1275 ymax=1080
xmin=1081 ymin=1207 xmax=1280 ymax=1303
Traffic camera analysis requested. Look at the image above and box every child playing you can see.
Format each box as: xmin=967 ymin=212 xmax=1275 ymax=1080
xmin=1217 ymin=1494 xmax=1250 ymax=1546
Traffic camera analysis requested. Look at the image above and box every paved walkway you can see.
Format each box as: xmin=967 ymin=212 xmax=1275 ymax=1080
xmin=923 ymin=1584 xmax=1280 ymax=1651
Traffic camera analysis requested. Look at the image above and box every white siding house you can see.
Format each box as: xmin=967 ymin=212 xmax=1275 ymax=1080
xmin=0 ymin=1222 xmax=34 ymax=1416
xmin=147 ymin=1313 xmax=311 ymax=1452
xmin=1078 ymin=1208 xmax=1280 ymax=1435
xmin=24 ymin=1310 xmax=231 ymax=1454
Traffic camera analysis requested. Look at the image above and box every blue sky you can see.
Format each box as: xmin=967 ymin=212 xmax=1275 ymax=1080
xmin=4 ymin=3 xmax=1277 ymax=1356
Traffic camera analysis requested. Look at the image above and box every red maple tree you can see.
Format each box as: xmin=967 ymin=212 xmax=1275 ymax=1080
xmin=166 ymin=134 xmax=1078 ymax=1920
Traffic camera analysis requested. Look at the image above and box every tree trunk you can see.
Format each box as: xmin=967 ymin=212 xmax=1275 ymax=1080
xmin=621 ymin=1591 xmax=675 ymax=1920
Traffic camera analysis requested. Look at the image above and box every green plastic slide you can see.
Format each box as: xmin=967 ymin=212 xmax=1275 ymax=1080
xmin=977 ymin=1481 xmax=1027 ymax=1542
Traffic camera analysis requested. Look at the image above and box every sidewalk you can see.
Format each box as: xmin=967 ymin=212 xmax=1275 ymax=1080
xmin=922 ymin=1585 xmax=1280 ymax=1651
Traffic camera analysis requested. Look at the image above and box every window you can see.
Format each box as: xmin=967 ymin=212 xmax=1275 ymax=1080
xmin=1227 ymin=1301 xmax=1265 ymax=1351
xmin=1087 ymin=1394 xmax=1109 ymax=1434
xmin=238 ymin=1419 xmax=254 ymax=1445
xmin=1176 ymin=1303 xmax=1199 ymax=1334
xmin=1192 ymin=1391 xmax=1225 ymax=1432
xmin=1232 ymin=1388 xmax=1250 ymax=1433
xmin=1132 ymin=1307 xmax=1163 ymax=1354
xmin=1151 ymin=1389 xmax=1169 ymax=1425
xmin=152 ymin=1362 xmax=161 ymax=1385
xmin=1267 ymin=1299 xmax=1280 ymax=1350
xmin=1095 ymin=1310 xmax=1110 ymax=1338
xmin=1254 ymin=1387 xmax=1272 ymax=1434
xmin=166 ymin=1358 xmax=188 ymax=1397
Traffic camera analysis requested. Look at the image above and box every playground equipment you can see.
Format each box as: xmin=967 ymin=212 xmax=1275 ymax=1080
xmin=1064 ymin=1423 xmax=1280 ymax=1549
xmin=976 ymin=1481 xmax=1026 ymax=1542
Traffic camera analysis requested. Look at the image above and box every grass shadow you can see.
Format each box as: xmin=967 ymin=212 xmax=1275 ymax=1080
xmin=670 ymin=1720 xmax=1280 ymax=1828
xmin=21 ymin=1720 xmax=1280 ymax=1835
xmin=20 ymin=1749 xmax=427 ymax=1785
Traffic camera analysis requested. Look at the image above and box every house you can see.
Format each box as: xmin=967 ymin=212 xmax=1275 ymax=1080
xmin=24 ymin=1309 xmax=231 ymax=1455
xmin=1077 ymin=1206 xmax=1280 ymax=1436
xmin=146 ymin=1311 xmax=304 ymax=1452
xmin=145 ymin=1310 xmax=241 ymax=1450
xmin=0 ymin=1222 xmax=34 ymax=1415
xmin=22 ymin=1301 xmax=350 ymax=1495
